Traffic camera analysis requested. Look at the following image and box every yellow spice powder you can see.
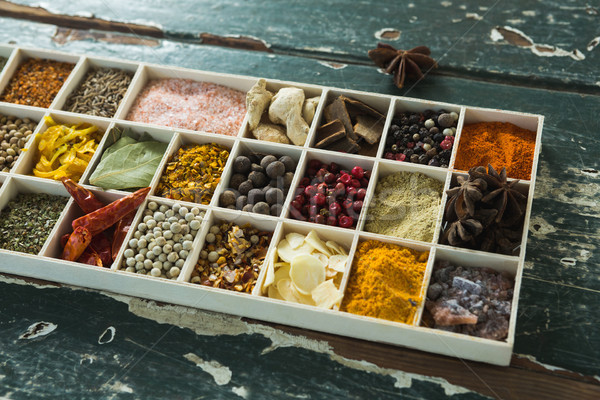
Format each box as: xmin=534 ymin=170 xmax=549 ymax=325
xmin=341 ymin=240 xmax=428 ymax=324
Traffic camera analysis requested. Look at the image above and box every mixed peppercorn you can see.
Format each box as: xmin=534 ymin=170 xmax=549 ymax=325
xmin=383 ymin=110 xmax=457 ymax=167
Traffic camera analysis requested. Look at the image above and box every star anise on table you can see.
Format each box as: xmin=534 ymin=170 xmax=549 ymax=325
xmin=368 ymin=43 xmax=438 ymax=88
xmin=473 ymin=164 xmax=527 ymax=226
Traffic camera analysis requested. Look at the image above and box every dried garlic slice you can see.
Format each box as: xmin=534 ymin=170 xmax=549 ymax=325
xmin=305 ymin=230 xmax=332 ymax=256
xmin=328 ymin=254 xmax=348 ymax=273
xmin=314 ymin=252 xmax=329 ymax=267
xmin=263 ymin=256 xmax=276 ymax=289
xmin=277 ymin=239 xmax=315 ymax=263
xmin=268 ymin=285 xmax=284 ymax=300
xmin=286 ymin=232 xmax=305 ymax=249
xmin=273 ymin=264 xmax=291 ymax=286
xmin=291 ymin=282 xmax=316 ymax=306
xmin=277 ymin=279 xmax=299 ymax=303
xmin=290 ymin=254 xmax=325 ymax=295
xmin=326 ymin=240 xmax=347 ymax=255
xmin=312 ymin=279 xmax=343 ymax=309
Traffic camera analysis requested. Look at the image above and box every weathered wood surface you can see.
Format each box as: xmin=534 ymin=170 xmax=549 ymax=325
xmin=2 ymin=0 xmax=599 ymax=90
xmin=0 ymin=1 xmax=599 ymax=398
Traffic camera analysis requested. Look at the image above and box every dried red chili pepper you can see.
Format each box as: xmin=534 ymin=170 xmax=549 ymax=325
xmin=72 ymin=187 xmax=150 ymax=236
xmin=111 ymin=211 xmax=134 ymax=261
xmin=77 ymin=247 xmax=103 ymax=267
xmin=62 ymin=226 xmax=93 ymax=261
xmin=61 ymin=177 xmax=105 ymax=213
xmin=90 ymin=232 xmax=113 ymax=266
xmin=62 ymin=177 xmax=113 ymax=264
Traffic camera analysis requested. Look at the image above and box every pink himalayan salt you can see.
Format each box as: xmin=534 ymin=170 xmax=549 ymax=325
xmin=126 ymin=78 xmax=246 ymax=136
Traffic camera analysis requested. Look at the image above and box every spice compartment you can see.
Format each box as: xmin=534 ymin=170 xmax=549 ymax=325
xmin=285 ymin=148 xmax=377 ymax=229
xmin=241 ymin=78 xmax=325 ymax=146
xmin=80 ymin=121 xmax=175 ymax=192
xmin=380 ymin=97 xmax=462 ymax=168
xmin=40 ymin=186 xmax=132 ymax=263
xmin=438 ymin=171 xmax=531 ymax=257
xmin=0 ymin=45 xmax=545 ymax=366
xmin=256 ymin=218 xmax=357 ymax=309
xmin=185 ymin=206 xmax=278 ymax=294
xmin=0 ymin=47 xmax=81 ymax=109
xmin=359 ymin=158 xmax=448 ymax=244
xmin=0 ymin=175 xmax=71 ymax=256
xmin=215 ymin=137 xmax=304 ymax=217
xmin=419 ymin=246 xmax=520 ymax=344
xmin=116 ymin=64 xmax=254 ymax=137
xmin=451 ymin=107 xmax=542 ymax=181
xmin=151 ymin=130 xmax=237 ymax=207
xmin=53 ymin=56 xmax=138 ymax=118
xmin=0 ymin=104 xmax=45 ymax=174
xmin=13 ymin=111 xmax=111 ymax=184
xmin=341 ymin=231 xmax=435 ymax=325
xmin=114 ymin=195 xmax=207 ymax=281
xmin=310 ymin=88 xmax=392 ymax=158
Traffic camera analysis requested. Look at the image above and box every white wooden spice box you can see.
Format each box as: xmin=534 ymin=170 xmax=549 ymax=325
xmin=0 ymin=44 xmax=543 ymax=366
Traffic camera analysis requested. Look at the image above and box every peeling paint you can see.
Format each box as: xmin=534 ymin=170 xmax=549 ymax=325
xmin=101 ymin=381 xmax=134 ymax=394
xmin=491 ymin=26 xmax=585 ymax=60
xmin=581 ymin=168 xmax=599 ymax=177
xmin=98 ymin=326 xmax=116 ymax=344
xmin=128 ymin=300 xmax=480 ymax=397
xmin=374 ymin=28 xmax=401 ymax=40
xmin=80 ymin=354 xmax=97 ymax=365
xmin=466 ymin=13 xmax=483 ymax=20
xmin=560 ymin=257 xmax=577 ymax=267
xmin=317 ymin=60 xmax=347 ymax=70
xmin=232 ymin=386 xmax=249 ymax=399
xmin=515 ymin=354 xmax=574 ymax=373
xmin=529 ymin=216 xmax=557 ymax=236
xmin=440 ymin=1 xmax=452 ymax=7
xmin=506 ymin=19 xmax=525 ymax=25
xmin=521 ymin=10 xmax=537 ymax=16
xmin=587 ymin=36 xmax=600 ymax=51
xmin=18 ymin=321 xmax=57 ymax=340
xmin=184 ymin=353 xmax=232 ymax=386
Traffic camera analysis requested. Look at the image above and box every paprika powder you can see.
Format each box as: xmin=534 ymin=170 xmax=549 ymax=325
xmin=453 ymin=121 xmax=536 ymax=180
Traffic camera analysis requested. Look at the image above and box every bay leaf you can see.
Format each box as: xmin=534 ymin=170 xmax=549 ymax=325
xmin=89 ymin=139 xmax=168 ymax=190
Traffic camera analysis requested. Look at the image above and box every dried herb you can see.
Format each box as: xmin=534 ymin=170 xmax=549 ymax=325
xmin=0 ymin=193 xmax=68 ymax=254
xmin=368 ymin=43 xmax=437 ymax=89
xmin=89 ymin=127 xmax=168 ymax=190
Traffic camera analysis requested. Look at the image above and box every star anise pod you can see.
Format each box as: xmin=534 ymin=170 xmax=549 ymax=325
xmin=441 ymin=218 xmax=483 ymax=246
xmin=477 ymin=164 xmax=527 ymax=225
xmin=478 ymin=225 xmax=523 ymax=255
xmin=368 ymin=43 xmax=438 ymax=88
xmin=444 ymin=174 xmax=487 ymax=221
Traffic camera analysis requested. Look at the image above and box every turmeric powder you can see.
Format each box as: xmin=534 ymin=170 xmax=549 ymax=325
xmin=341 ymin=240 xmax=428 ymax=324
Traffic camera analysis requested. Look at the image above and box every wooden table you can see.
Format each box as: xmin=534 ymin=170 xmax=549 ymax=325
xmin=0 ymin=1 xmax=599 ymax=398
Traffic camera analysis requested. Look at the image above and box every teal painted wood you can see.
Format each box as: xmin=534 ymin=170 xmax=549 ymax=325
xmin=8 ymin=0 xmax=600 ymax=89
xmin=0 ymin=13 xmax=599 ymax=395
xmin=0 ymin=281 xmax=489 ymax=400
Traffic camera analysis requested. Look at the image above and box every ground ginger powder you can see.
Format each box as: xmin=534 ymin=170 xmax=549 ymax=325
xmin=365 ymin=171 xmax=442 ymax=242
xmin=341 ymin=240 xmax=428 ymax=324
